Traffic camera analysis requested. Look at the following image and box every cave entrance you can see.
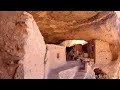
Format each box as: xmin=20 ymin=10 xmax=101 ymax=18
xmin=60 ymin=40 xmax=89 ymax=61
xmin=60 ymin=39 xmax=96 ymax=76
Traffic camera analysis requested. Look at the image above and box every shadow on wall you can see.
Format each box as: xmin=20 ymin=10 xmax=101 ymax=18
xmin=109 ymin=44 xmax=119 ymax=61
xmin=94 ymin=68 xmax=107 ymax=79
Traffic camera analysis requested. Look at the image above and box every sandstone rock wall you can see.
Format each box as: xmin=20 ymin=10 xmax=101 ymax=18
xmin=30 ymin=11 xmax=120 ymax=46
xmin=22 ymin=12 xmax=46 ymax=79
xmin=0 ymin=11 xmax=46 ymax=79
xmin=0 ymin=11 xmax=120 ymax=79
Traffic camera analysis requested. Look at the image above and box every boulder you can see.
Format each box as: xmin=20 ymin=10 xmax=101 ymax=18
xmin=0 ymin=11 xmax=46 ymax=79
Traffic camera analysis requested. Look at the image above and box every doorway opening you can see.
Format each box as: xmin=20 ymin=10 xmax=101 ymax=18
xmin=61 ymin=40 xmax=88 ymax=61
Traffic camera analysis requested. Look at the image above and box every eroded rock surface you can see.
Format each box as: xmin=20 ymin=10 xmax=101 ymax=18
xmin=0 ymin=11 xmax=120 ymax=79
xmin=30 ymin=11 xmax=120 ymax=46
xmin=0 ymin=11 xmax=46 ymax=79
xmin=29 ymin=11 xmax=120 ymax=79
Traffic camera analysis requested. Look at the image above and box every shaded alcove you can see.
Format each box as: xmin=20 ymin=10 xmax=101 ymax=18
xmin=60 ymin=40 xmax=88 ymax=61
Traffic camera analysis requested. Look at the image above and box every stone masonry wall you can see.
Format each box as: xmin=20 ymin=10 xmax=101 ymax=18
xmin=95 ymin=40 xmax=112 ymax=65
xmin=45 ymin=44 xmax=66 ymax=78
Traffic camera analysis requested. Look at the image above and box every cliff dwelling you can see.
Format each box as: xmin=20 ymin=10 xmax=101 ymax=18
xmin=0 ymin=11 xmax=120 ymax=79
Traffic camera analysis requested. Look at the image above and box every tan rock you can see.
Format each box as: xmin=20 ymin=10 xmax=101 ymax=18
xmin=30 ymin=11 xmax=119 ymax=46
xmin=0 ymin=11 xmax=46 ymax=79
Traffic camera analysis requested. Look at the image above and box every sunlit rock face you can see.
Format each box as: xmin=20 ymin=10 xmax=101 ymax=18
xmin=30 ymin=11 xmax=119 ymax=46
xmin=0 ymin=11 xmax=46 ymax=79
xmin=60 ymin=40 xmax=88 ymax=47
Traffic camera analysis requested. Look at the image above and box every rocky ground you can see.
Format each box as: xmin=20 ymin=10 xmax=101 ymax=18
xmin=47 ymin=61 xmax=90 ymax=79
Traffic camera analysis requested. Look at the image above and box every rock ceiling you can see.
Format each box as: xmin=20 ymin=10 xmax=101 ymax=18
xmin=30 ymin=11 xmax=120 ymax=45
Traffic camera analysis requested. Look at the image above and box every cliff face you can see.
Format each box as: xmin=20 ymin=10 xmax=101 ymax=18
xmin=30 ymin=11 xmax=120 ymax=45
xmin=0 ymin=11 xmax=46 ymax=79
xmin=0 ymin=11 xmax=120 ymax=79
